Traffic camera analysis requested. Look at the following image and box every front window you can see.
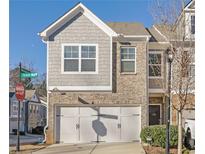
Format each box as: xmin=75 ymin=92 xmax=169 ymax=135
xmin=64 ymin=46 xmax=79 ymax=72
xmin=191 ymin=15 xmax=195 ymax=34
xmin=63 ymin=44 xmax=97 ymax=73
xmin=81 ymin=46 xmax=96 ymax=72
xmin=149 ymin=53 xmax=162 ymax=77
xmin=120 ymin=47 xmax=136 ymax=73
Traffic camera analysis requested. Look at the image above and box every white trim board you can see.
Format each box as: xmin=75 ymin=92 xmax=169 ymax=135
xmin=39 ymin=3 xmax=117 ymax=40
xmin=48 ymin=86 xmax=112 ymax=91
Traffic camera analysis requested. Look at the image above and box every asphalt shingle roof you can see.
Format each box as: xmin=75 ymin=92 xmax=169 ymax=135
xmin=106 ymin=22 xmax=150 ymax=36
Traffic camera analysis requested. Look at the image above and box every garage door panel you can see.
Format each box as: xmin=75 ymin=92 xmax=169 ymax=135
xmin=80 ymin=116 xmax=98 ymax=142
xmin=99 ymin=107 xmax=120 ymax=142
xmin=99 ymin=117 xmax=120 ymax=142
xmin=121 ymin=115 xmax=140 ymax=141
xmin=60 ymin=117 xmax=79 ymax=143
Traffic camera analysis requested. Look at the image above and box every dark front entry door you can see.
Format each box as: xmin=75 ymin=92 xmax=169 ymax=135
xmin=149 ymin=105 xmax=161 ymax=125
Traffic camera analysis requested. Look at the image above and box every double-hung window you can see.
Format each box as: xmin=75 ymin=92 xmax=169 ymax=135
xmin=191 ymin=15 xmax=195 ymax=34
xmin=81 ymin=46 xmax=96 ymax=72
xmin=149 ymin=53 xmax=162 ymax=77
xmin=120 ymin=47 xmax=136 ymax=73
xmin=64 ymin=46 xmax=79 ymax=72
xmin=63 ymin=44 xmax=97 ymax=73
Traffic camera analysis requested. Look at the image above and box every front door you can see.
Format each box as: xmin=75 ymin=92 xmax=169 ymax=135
xmin=149 ymin=105 xmax=161 ymax=125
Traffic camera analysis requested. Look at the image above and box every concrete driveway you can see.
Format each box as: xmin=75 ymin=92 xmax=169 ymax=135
xmin=33 ymin=142 xmax=145 ymax=154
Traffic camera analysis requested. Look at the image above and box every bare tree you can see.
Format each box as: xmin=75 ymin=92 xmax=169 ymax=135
xmin=150 ymin=0 xmax=195 ymax=153
xmin=9 ymin=63 xmax=35 ymax=90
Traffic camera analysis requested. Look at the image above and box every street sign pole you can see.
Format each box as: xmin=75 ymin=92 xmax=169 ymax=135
xmin=16 ymin=62 xmax=21 ymax=152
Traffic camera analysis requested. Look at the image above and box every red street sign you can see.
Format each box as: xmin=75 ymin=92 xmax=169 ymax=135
xmin=15 ymin=83 xmax=25 ymax=101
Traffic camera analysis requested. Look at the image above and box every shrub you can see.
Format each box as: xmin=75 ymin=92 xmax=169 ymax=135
xmin=140 ymin=125 xmax=178 ymax=148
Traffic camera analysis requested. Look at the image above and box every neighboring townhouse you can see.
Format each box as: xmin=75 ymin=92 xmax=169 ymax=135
xmin=146 ymin=26 xmax=170 ymax=126
xmin=24 ymin=91 xmax=47 ymax=133
xmin=9 ymin=90 xmax=47 ymax=134
xmin=154 ymin=0 xmax=195 ymax=125
xmin=39 ymin=3 xmax=150 ymax=144
xmin=172 ymin=0 xmax=195 ymax=125
xmin=9 ymin=92 xmax=25 ymax=133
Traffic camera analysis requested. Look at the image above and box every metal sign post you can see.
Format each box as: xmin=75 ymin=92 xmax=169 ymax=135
xmin=15 ymin=62 xmax=37 ymax=151
xmin=15 ymin=62 xmax=25 ymax=151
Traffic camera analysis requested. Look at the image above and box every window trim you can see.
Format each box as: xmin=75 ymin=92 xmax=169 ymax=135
xmin=61 ymin=43 xmax=98 ymax=74
xmin=120 ymin=46 xmax=137 ymax=74
xmin=148 ymin=51 xmax=163 ymax=79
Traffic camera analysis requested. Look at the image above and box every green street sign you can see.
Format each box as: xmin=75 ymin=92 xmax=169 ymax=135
xmin=20 ymin=72 xmax=38 ymax=78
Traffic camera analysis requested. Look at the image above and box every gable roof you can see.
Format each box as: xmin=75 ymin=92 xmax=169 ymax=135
xmin=184 ymin=0 xmax=195 ymax=10
xmin=174 ymin=0 xmax=195 ymax=30
xmin=39 ymin=3 xmax=117 ymax=40
xmin=147 ymin=26 xmax=168 ymax=42
xmin=107 ymin=22 xmax=150 ymax=37
xmin=153 ymin=24 xmax=177 ymax=41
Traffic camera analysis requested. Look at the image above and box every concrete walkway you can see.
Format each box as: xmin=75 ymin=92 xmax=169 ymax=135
xmin=33 ymin=142 xmax=145 ymax=154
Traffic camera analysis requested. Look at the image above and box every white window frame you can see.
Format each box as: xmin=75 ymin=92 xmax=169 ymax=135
xmin=148 ymin=51 xmax=163 ymax=79
xmin=120 ymin=46 xmax=136 ymax=74
xmin=61 ymin=43 xmax=98 ymax=74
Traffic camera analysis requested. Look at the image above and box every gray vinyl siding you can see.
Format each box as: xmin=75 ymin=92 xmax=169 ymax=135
xmin=48 ymin=13 xmax=111 ymax=87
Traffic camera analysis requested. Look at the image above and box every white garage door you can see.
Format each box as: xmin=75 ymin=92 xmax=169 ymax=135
xmin=56 ymin=106 xmax=141 ymax=143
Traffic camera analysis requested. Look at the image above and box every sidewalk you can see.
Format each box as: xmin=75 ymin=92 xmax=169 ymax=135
xmin=9 ymin=134 xmax=44 ymax=146
xmin=9 ymin=144 xmax=48 ymax=154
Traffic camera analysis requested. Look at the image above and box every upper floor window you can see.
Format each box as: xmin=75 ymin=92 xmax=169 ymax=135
xmin=120 ymin=47 xmax=136 ymax=73
xmin=188 ymin=64 xmax=195 ymax=77
xmin=149 ymin=53 xmax=162 ymax=77
xmin=63 ymin=44 xmax=97 ymax=73
xmin=191 ymin=15 xmax=195 ymax=34
xmin=11 ymin=103 xmax=18 ymax=117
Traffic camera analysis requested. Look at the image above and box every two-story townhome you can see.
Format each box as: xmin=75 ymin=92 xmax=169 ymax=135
xmin=146 ymin=26 xmax=170 ymax=126
xmin=39 ymin=1 xmax=193 ymax=144
xmin=153 ymin=0 xmax=195 ymax=125
xmin=39 ymin=3 xmax=153 ymax=144
xmin=172 ymin=0 xmax=195 ymax=125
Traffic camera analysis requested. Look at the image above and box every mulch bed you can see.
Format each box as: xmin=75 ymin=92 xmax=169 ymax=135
xmin=143 ymin=145 xmax=178 ymax=154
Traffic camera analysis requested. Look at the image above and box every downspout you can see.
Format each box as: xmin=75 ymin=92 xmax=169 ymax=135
xmin=146 ymin=36 xmax=150 ymax=126
xmin=42 ymin=39 xmax=49 ymax=143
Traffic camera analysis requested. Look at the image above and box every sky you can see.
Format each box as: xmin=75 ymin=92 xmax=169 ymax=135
xmin=10 ymin=0 xmax=154 ymax=75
